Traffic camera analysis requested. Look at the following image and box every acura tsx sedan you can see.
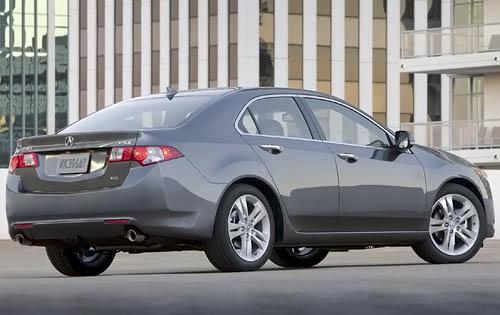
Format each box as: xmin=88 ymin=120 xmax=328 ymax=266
xmin=6 ymin=87 xmax=495 ymax=276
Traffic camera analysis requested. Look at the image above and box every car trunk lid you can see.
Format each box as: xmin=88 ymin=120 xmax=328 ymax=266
xmin=15 ymin=132 xmax=139 ymax=193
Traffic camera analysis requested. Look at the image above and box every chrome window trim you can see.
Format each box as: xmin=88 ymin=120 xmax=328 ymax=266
xmin=234 ymin=94 xmax=398 ymax=151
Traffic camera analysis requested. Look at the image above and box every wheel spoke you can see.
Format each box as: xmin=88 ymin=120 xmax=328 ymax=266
xmin=460 ymin=227 xmax=478 ymax=240
xmin=228 ymin=221 xmax=242 ymax=231
xmin=455 ymin=201 xmax=472 ymax=217
xmin=456 ymin=230 xmax=475 ymax=246
xmin=253 ymin=229 xmax=269 ymax=243
xmin=445 ymin=195 xmax=454 ymax=215
xmin=244 ymin=235 xmax=253 ymax=258
xmin=460 ymin=209 xmax=477 ymax=223
xmin=236 ymin=196 xmax=249 ymax=218
xmin=442 ymin=229 xmax=451 ymax=249
xmin=430 ymin=218 xmax=445 ymax=226
xmin=229 ymin=228 xmax=244 ymax=241
xmin=430 ymin=225 xmax=448 ymax=234
xmin=447 ymin=232 xmax=456 ymax=254
xmin=251 ymin=233 xmax=268 ymax=250
xmin=250 ymin=204 xmax=267 ymax=224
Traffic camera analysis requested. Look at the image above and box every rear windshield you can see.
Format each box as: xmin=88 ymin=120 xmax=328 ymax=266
xmin=60 ymin=95 xmax=213 ymax=133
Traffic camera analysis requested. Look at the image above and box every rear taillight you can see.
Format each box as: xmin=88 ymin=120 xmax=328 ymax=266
xmin=9 ymin=153 xmax=39 ymax=174
xmin=109 ymin=146 xmax=182 ymax=166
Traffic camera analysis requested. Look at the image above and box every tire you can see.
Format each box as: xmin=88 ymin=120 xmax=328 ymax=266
xmin=205 ymin=184 xmax=275 ymax=272
xmin=412 ymin=183 xmax=486 ymax=264
xmin=270 ymin=247 xmax=329 ymax=268
xmin=46 ymin=245 xmax=115 ymax=276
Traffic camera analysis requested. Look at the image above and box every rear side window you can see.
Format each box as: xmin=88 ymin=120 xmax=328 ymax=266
xmin=60 ymin=96 xmax=213 ymax=133
xmin=243 ymin=97 xmax=312 ymax=139
xmin=238 ymin=110 xmax=259 ymax=134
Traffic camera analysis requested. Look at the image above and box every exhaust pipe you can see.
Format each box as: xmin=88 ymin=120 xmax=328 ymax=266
xmin=126 ymin=229 xmax=145 ymax=243
xmin=15 ymin=234 xmax=32 ymax=246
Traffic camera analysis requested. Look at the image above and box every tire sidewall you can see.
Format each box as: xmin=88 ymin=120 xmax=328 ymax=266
xmin=424 ymin=184 xmax=486 ymax=263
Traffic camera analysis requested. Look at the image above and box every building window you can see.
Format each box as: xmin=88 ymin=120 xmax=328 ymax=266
xmin=259 ymin=0 xmax=274 ymax=87
xmin=229 ymin=0 xmax=238 ymax=86
xmin=345 ymin=0 xmax=359 ymax=106
xmin=453 ymin=0 xmax=483 ymax=26
xmin=170 ymin=0 xmax=179 ymax=89
xmin=317 ymin=0 xmax=331 ymax=94
xmin=189 ymin=0 xmax=199 ymax=89
xmin=452 ymin=76 xmax=484 ymax=121
xmin=373 ymin=0 xmax=386 ymax=124
xmin=208 ymin=0 xmax=217 ymax=87
xmin=288 ymin=0 xmax=303 ymax=88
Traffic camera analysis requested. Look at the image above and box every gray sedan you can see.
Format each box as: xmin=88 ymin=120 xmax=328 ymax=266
xmin=6 ymin=88 xmax=495 ymax=276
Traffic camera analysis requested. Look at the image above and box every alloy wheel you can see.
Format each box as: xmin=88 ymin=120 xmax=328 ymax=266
xmin=429 ymin=194 xmax=480 ymax=256
xmin=74 ymin=246 xmax=101 ymax=263
xmin=227 ymin=194 xmax=271 ymax=262
xmin=291 ymin=247 xmax=315 ymax=256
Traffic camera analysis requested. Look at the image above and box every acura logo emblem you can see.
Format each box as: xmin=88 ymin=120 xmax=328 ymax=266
xmin=65 ymin=136 xmax=75 ymax=147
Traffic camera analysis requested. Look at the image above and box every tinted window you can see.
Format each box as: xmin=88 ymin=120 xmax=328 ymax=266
xmin=246 ymin=97 xmax=312 ymax=139
xmin=304 ymin=98 xmax=391 ymax=148
xmin=61 ymin=96 xmax=213 ymax=133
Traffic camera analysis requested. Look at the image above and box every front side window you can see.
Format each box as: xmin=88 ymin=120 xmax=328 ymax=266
xmin=242 ymin=97 xmax=312 ymax=139
xmin=304 ymin=98 xmax=391 ymax=148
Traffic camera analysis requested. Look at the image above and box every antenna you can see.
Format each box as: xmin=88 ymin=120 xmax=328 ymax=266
xmin=165 ymin=86 xmax=178 ymax=100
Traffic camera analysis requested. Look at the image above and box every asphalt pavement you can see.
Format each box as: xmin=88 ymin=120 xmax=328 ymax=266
xmin=1 ymin=240 xmax=500 ymax=314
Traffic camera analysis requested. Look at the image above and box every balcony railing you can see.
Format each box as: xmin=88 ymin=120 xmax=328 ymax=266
xmin=400 ymin=119 xmax=500 ymax=151
xmin=401 ymin=23 xmax=500 ymax=59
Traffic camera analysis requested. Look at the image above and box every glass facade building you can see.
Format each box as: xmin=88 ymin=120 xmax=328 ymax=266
xmin=0 ymin=0 xmax=68 ymax=167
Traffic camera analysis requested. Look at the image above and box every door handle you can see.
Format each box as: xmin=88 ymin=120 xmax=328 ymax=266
xmin=259 ymin=144 xmax=283 ymax=155
xmin=337 ymin=153 xmax=358 ymax=163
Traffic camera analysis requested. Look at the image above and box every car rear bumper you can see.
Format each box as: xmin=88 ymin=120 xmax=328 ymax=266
xmin=6 ymin=158 xmax=225 ymax=244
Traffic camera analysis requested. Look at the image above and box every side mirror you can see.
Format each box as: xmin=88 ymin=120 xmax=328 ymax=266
xmin=394 ymin=130 xmax=413 ymax=151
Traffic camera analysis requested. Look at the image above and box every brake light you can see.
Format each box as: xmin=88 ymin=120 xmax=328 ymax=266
xmin=9 ymin=153 xmax=39 ymax=174
xmin=109 ymin=146 xmax=182 ymax=166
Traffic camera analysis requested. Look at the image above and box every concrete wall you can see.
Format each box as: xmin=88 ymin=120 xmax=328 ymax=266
xmin=0 ymin=169 xmax=499 ymax=240
xmin=484 ymin=0 xmax=500 ymax=24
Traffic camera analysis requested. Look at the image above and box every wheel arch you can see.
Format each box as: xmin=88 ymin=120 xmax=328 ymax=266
xmin=217 ymin=176 xmax=285 ymax=242
xmin=438 ymin=177 xmax=484 ymax=210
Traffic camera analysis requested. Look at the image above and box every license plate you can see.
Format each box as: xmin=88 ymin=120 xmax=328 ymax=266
xmin=56 ymin=153 xmax=90 ymax=174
